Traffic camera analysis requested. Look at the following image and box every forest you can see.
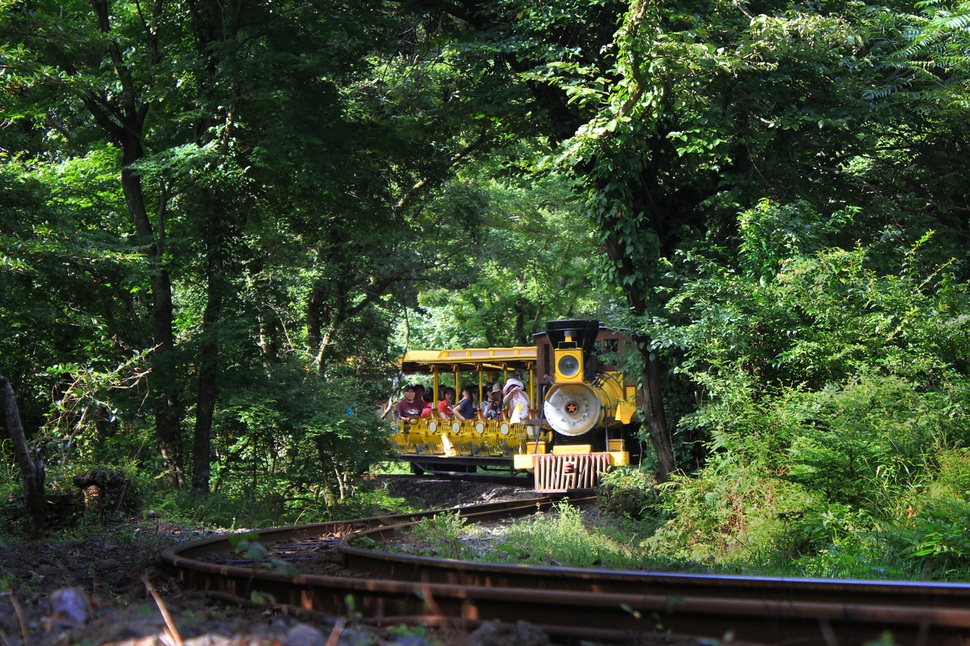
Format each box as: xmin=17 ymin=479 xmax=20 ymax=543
xmin=2 ymin=0 xmax=970 ymax=579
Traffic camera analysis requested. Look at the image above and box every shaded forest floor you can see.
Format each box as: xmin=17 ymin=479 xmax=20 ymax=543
xmin=0 ymin=480 xmax=709 ymax=645
xmin=0 ymin=519 xmax=316 ymax=645
xmin=0 ymin=480 xmax=549 ymax=645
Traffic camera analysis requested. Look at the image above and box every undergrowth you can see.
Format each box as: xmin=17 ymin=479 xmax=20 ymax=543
xmin=396 ymin=501 xmax=676 ymax=570
xmin=0 ymin=463 xmax=418 ymax=541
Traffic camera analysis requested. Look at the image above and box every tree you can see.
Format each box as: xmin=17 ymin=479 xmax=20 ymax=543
xmin=1 ymin=0 xmax=201 ymax=484
xmin=403 ymin=149 xmax=604 ymax=349
xmin=7 ymin=0 xmax=970 ymax=503
xmin=1 ymin=0 xmax=527 ymax=499
xmin=398 ymin=0 xmax=970 ymax=479
xmin=0 ymin=376 xmax=45 ymax=533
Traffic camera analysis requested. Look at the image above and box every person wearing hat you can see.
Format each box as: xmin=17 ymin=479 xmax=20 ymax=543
xmin=483 ymin=383 xmax=503 ymax=420
xmin=503 ymin=378 xmax=530 ymax=424
xmin=396 ymin=384 xmax=424 ymax=421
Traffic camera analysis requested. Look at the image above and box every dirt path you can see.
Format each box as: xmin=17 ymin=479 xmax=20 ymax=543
xmin=0 ymin=481 xmax=543 ymax=645
xmin=0 ymin=480 xmax=709 ymax=645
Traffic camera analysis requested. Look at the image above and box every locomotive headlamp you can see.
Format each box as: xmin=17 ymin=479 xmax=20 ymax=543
xmin=554 ymin=348 xmax=584 ymax=383
xmin=558 ymin=354 xmax=580 ymax=378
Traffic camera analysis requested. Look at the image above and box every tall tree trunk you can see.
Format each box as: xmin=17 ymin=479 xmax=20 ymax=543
xmin=191 ymin=215 xmax=224 ymax=496
xmin=308 ymin=282 xmax=347 ymax=375
xmin=0 ymin=376 xmax=46 ymax=533
xmin=636 ymin=339 xmax=676 ymax=479
xmin=307 ymin=283 xmax=326 ymax=352
xmin=257 ymin=312 xmax=279 ymax=373
xmin=251 ymin=256 xmax=279 ymax=373
xmin=312 ymin=323 xmax=337 ymax=375
xmin=602 ymin=226 xmax=677 ymax=482
xmin=88 ymin=0 xmax=185 ymax=487
xmin=121 ymin=161 xmax=184 ymax=489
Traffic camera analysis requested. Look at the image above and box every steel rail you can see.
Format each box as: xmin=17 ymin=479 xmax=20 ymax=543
xmin=162 ymin=497 xmax=970 ymax=645
xmin=340 ymin=520 xmax=970 ymax=644
xmin=163 ymin=495 xmax=568 ymax=560
xmin=360 ymin=471 xmax=533 ymax=486
xmin=163 ymin=495 xmax=662 ymax=644
xmin=342 ymin=522 xmax=970 ymax=606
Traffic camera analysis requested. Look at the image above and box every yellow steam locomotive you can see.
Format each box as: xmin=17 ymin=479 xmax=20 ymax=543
xmin=392 ymin=319 xmax=641 ymax=491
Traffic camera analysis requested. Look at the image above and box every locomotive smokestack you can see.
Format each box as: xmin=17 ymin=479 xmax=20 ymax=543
xmin=545 ymin=319 xmax=600 ymax=356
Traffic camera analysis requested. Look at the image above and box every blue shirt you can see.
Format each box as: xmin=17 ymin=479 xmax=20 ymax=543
xmin=455 ymin=397 xmax=477 ymax=420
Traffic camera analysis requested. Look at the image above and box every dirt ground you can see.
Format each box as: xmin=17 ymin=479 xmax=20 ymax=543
xmin=381 ymin=477 xmax=541 ymax=510
xmin=0 ymin=479 xmax=543 ymax=646
xmin=0 ymin=479 xmax=711 ymax=646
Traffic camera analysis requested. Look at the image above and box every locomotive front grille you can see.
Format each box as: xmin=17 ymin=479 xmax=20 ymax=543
xmin=533 ymin=453 xmax=613 ymax=492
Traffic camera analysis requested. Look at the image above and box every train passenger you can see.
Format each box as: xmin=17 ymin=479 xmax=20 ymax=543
xmin=412 ymin=384 xmax=433 ymax=418
xmin=396 ymin=384 xmax=424 ymax=421
xmin=453 ymin=384 xmax=477 ymax=421
xmin=483 ymin=383 xmax=504 ymax=420
xmin=503 ymin=378 xmax=530 ymax=424
xmin=437 ymin=386 xmax=455 ymax=418
xmin=481 ymin=383 xmax=494 ymax=415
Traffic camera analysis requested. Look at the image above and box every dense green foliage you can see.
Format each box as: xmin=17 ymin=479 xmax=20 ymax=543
xmin=0 ymin=0 xmax=604 ymax=523
xmin=3 ymin=0 xmax=970 ymax=582
xmin=0 ymin=0 xmax=492 ymax=512
xmin=629 ymin=223 xmax=970 ymax=578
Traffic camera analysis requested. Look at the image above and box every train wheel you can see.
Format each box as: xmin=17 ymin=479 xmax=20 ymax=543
xmin=410 ymin=463 xmax=425 ymax=475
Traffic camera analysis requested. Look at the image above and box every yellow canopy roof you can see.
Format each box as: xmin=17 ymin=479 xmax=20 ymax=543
xmin=400 ymin=346 xmax=537 ymax=374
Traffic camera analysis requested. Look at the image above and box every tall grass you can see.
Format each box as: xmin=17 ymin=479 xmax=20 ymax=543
xmin=397 ymin=501 xmax=675 ymax=570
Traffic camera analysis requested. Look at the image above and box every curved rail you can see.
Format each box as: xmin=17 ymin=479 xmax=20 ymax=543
xmin=162 ymin=497 xmax=970 ymax=645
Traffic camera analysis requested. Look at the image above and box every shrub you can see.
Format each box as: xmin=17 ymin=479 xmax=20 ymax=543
xmin=644 ymin=224 xmax=970 ymax=577
xmin=599 ymin=466 xmax=661 ymax=521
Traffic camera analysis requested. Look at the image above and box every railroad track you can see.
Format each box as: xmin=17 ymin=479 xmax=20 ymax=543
xmin=362 ymin=471 xmax=533 ymax=487
xmin=161 ymin=496 xmax=970 ymax=645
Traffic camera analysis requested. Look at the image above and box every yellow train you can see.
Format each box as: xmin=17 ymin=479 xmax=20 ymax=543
xmin=392 ymin=319 xmax=641 ymax=491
